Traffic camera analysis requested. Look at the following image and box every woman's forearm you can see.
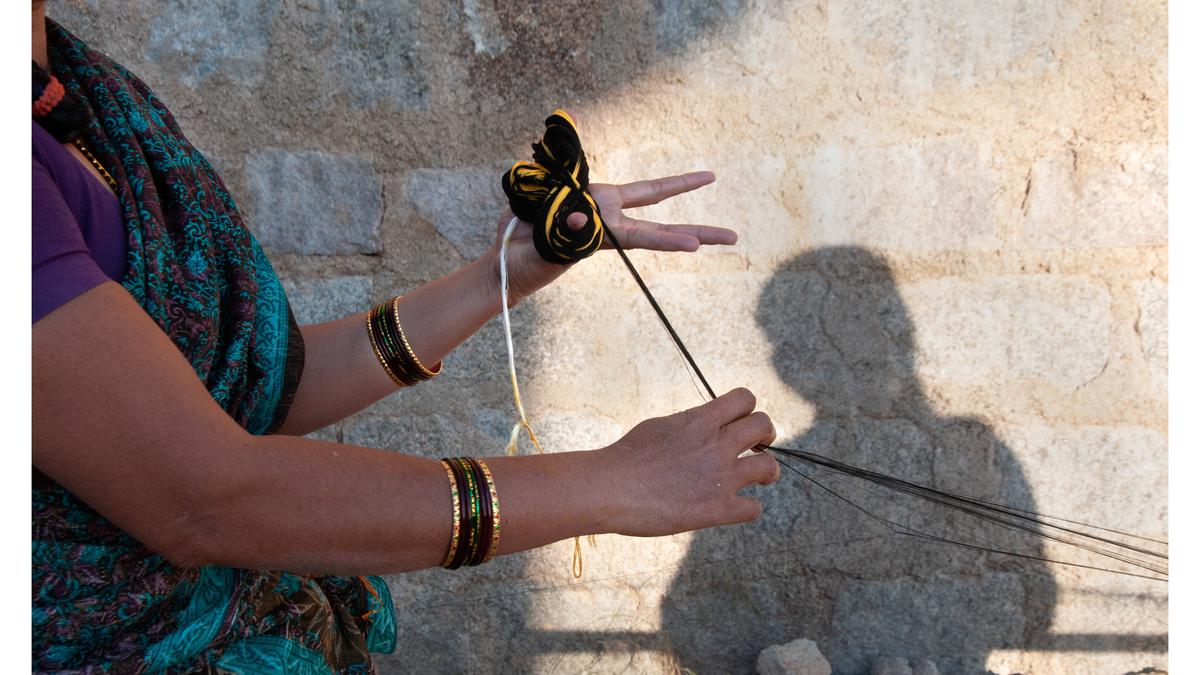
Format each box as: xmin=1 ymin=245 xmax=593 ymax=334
xmin=182 ymin=388 xmax=778 ymax=575
xmin=183 ymin=432 xmax=617 ymax=575
xmin=35 ymin=283 xmax=777 ymax=581
xmin=277 ymin=251 xmax=505 ymax=436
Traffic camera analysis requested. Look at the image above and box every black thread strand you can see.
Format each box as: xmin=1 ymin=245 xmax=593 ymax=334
xmin=600 ymin=222 xmax=1167 ymax=581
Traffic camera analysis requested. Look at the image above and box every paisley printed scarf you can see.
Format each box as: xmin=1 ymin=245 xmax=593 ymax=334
xmin=34 ymin=19 xmax=395 ymax=673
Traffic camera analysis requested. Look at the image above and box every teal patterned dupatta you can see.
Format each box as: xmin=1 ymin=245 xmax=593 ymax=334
xmin=34 ymin=20 xmax=396 ymax=673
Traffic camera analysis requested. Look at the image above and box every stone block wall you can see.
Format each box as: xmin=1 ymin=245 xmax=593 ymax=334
xmin=49 ymin=1 xmax=1167 ymax=672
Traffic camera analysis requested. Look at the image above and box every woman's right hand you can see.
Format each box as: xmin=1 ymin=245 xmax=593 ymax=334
xmin=596 ymin=388 xmax=780 ymax=538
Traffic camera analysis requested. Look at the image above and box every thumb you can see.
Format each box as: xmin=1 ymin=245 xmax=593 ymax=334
xmin=566 ymin=212 xmax=588 ymax=230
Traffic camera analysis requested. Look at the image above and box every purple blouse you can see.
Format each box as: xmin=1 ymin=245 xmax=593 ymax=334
xmin=32 ymin=120 xmax=127 ymax=323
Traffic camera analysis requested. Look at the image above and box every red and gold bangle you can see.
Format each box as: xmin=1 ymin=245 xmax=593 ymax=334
xmin=366 ymin=297 xmax=441 ymax=387
xmin=477 ymin=459 xmax=501 ymax=564
xmin=443 ymin=458 xmax=475 ymax=570
xmin=366 ymin=308 xmax=406 ymax=387
xmin=390 ymin=296 xmax=442 ymax=379
xmin=438 ymin=460 xmax=462 ymax=568
xmin=372 ymin=302 xmax=419 ymax=386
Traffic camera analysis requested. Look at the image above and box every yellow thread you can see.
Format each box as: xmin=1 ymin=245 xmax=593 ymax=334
xmin=543 ymin=187 xmax=574 ymax=262
xmin=552 ymin=107 xmax=577 ymax=129
xmin=572 ymin=536 xmax=584 ymax=579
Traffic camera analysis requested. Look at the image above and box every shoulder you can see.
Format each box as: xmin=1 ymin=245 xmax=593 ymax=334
xmin=32 ymin=122 xmax=108 ymax=324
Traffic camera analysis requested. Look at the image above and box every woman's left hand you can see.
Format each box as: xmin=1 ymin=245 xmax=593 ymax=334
xmin=491 ymin=170 xmax=736 ymax=303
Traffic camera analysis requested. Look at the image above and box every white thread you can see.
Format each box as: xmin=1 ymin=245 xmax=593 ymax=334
xmin=500 ymin=216 xmax=543 ymax=455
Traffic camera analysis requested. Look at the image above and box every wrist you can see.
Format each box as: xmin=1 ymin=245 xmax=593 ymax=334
xmin=583 ymin=443 xmax=633 ymax=536
xmin=472 ymin=248 xmax=507 ymax=314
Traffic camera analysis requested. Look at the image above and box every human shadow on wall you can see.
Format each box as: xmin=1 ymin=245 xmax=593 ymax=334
xmin=660 ymin=247 xmax=1057 ymax=674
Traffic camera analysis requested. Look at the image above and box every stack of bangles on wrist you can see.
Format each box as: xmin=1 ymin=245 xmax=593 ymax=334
xmin=367 ymin=297 xmax=442 ymax=386
xmin=438 ymin=457 xmax=500 ymax=568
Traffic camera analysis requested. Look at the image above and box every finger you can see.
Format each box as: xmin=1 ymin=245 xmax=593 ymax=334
xmin=618 ymin=171 xmax=716 ymax=208
xmin=657 ymin=223 xmax=737 ymax=245
xmin=566 ymin=211 xmax=588 ymax=230
xmin=701 ymin=388 xmax=757 ymax=426
xmin=722 ymin=411 xmax=776 ymax=452
xmin=608 ymin=218 xmax=700 ymax=252
xmin=737 ymin=451 xmax=781 ymax=487
xmin=724 ymin=495 xmax=764 ymax=525
xmin=607 ymin=218 xmax=738 ymax=252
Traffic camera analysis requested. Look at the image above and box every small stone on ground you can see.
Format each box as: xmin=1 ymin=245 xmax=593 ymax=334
xmin=756 ymin=638 xmax=832 ymax=675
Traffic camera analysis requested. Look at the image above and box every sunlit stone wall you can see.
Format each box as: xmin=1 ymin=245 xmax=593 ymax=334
xmin=50 ymin=1 xmax=1166 ymax=672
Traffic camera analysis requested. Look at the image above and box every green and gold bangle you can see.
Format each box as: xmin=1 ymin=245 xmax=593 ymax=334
xmin=439 ymin=456 xmax=500 ymax=569
xmin=464 ymin=458 xmax=493 ymax=567
xmin=455 ymin=457 xmax=483 ymax=566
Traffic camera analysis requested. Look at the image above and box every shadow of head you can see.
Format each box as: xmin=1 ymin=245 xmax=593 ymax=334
xmin=659 ymin=246 xmax=1056 ymax=674
xmin=756 ymin=246 xmax=923 ymax=421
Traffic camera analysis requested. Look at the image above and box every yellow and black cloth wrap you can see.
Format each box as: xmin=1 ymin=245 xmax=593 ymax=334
xmin=501 ymin=109 xmax=605 ymax=265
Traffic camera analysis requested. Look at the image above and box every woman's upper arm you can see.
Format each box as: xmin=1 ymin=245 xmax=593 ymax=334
xmin=33 ymin=281 xmax=251 ymax=563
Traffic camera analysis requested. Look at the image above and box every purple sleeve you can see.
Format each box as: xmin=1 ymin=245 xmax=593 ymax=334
xmin=33 ymin=156 xmax=112 ymax=323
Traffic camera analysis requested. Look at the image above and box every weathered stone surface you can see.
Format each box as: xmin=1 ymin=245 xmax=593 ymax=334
xmin=997 ymin=424 xmax=1167 ymax=537
xmin=806 ymin=138 xmax=999 ymax=251
xmin=461 ymin=0 xmax=509 ymax=57
xmin=146 ymin=0 xmax=276 ymax=87
xmin=829 ymin=574 xmax=1024 ymax=674
xmin=600 ymin=147 xmax=800 ymax=264
xmin=1023 ymin=144 xmax=1167 ymax=249
xmin=1135 ymin=278 xmax=1167 ymax=370
xmin=898 ymin=276 xmax=1111 ymax=390
xmin=911 ymin=660 xmax=938 ymax=675
xmin=406 ymin=166 xmax=508 ymax=260
xmin=343 ymin=408 xmax=509 ymax=458
xmin=828 ymin=1 xmax=1069 ymax=90
xmin=50 ymin=1 xmax=1168 ymax=673
xmin=527 ymin=409 xmax=624 ymax=453
xmin=986 ymin=650 xmax=1167 ymax=675
xmin=872 ymin=657 xmax=912 ymax=675
xmin=245 ymin=150 xmax=382 ymax=255
xmin=653 ymin=0 xmax=750 ymax=52
xmin=304 ymin=424 xmax=340 ymax=443
xmin=1038 ymin=565 xmax=1167 ymax=638
xmin=871 ymin=656 xmax=938 ymax=675
xmin=320 ymin=2 xmax=428 ymax=110
xmin=756 ymin=638 xmax=831 ymax=675
xmin=281 ymin=275 xmax=373 ymax=325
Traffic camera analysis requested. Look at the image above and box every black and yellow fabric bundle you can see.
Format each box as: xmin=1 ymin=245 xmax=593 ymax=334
xmin=501 ymin=109 xmax=605 ymax=265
